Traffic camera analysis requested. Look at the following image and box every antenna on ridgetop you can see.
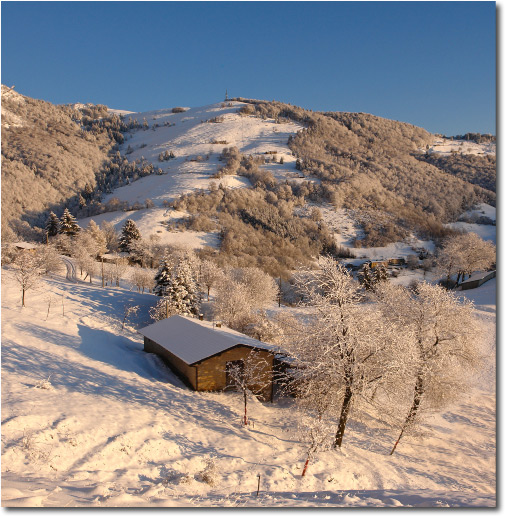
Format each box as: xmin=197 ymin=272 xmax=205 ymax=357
xmin=225 ymin=89 xmax=229 ymax=101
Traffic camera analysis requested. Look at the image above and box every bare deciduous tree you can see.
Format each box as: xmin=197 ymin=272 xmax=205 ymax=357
xmin=225 ymin=349 xmax=271 ymax=426
xmin=13 ymin=250 xmax=43 ymax=307
xmin=376 ymin=282 xmax=481 ymax=454
xmin=284 ymin=257 xmax=409 ymax=449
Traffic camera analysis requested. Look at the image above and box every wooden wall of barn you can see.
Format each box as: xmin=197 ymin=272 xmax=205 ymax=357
xmin=144 ymin=337 xmax=197 ymax=389
xmin=196 ymin=346 xmax=274 ymax=401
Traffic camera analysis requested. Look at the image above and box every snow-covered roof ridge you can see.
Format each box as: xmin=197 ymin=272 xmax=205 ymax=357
xmin=138 ymin=315 xmax=278 ymax=365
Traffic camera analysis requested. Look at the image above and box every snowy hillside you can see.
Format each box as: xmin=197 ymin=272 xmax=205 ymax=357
xmin=108 ymin=101 xmax=304 ymax=204
xmin=427 ymin=137 xmax=495 ymax=157
xmin=1 ymin=265 xmax=495 ymax=507
xmin=77 ymin=101 xmax=305 ymax=246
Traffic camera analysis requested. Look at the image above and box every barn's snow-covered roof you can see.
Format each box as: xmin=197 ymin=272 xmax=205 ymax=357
xmin=460 ymin=270 xmax=495 ymax=284
xmin=138 ymin=315 xmax=279 ymax=365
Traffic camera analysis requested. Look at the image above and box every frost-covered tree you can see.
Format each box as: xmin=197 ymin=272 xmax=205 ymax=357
xmin=436 ymin=233 xmax=496 ymax=286
xmin=35 ymin=244 xmax=63 ymax=275
xmin=59 ymin=208 xmax=80 ymax=236
xmin=295 ymin=374 xmax=337 ymax=477
xmin=119 ymin=219 xmax=142 ymax=253
xmin=154 ymin=254 xmax=199 ymax=315
xmin=112 ymin=256 xmax=129 ymax=287
xmin=232 ymin=267 xmax=279 ymax=309
xmin=285 ymin=257 xmax=408 ymax=449
xmin=100 ymin=221 xmax=120 ymax=253
xmin=86 ymin=220 xmax=107 ymax=257
xmin=213 ymin=276 xmax=253 ymax=331
xmin=45 ymin=212 xmax=60 ymax=238
xmin=13 ymin=250 xmax=43 ymax=307
xmin=149 ymin=297 xmax=180 ymax=321
xmin=122 ymin=304 xmax=139 ymax=330
xmin=72 ymin=231 xmax=102 ymax=278
xmin=128 ymin=236 xmax=160 ymax=268
xmin=225 ymin=349 xmax=271 ymax=425
xmin=199 ymin=259 xmax=223 ymax=300
xmin=130 ymin=265 xmax=155 ymax=293
xmin=376 ymin=282 xmax=480 ymax=454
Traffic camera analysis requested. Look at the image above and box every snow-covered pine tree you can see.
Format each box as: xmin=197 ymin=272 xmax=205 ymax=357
xmin=153 ymin=255 xmax=199 ymax=316
xmin=59 ymin=208 xmax=81 ymax=236
xmin=361 ymin=263 xmax=374 ymax=291
xmin=45 ymin=212 xmax=60 ymax=238
xmin=154 ymin=255 xmax=174 ymax=298
xmin=374 ymin=264 xmax=388 ymax=284
xmin=165 ymin=260 xmax=199 ymax=316
xmin=119 ymin=219 xmax=141 ymax=253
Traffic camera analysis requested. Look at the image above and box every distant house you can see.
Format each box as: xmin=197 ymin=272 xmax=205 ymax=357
xmin=387 ymin=258 xmax=406 ymax=267
xmin=101 ymin=252 xmax=133 ymax=264
xmin=11 ymin=242 xmax=37 ymax=252
xmin=460 ymin=270 xmax=496 ymax=290
xmin=369 ymin=260 xmax=389 ymax=269
xmin=138 ymin=315 xmax=279 ymax=401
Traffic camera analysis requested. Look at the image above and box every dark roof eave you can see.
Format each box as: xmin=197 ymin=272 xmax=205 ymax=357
xmin=189 ymin=343 xmax=278 ymax=366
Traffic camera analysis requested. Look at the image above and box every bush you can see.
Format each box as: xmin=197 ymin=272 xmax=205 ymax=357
xmin=171 ymin=107 xmax=187 ymax=113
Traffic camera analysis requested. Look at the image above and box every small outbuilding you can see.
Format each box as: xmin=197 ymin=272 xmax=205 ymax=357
xmin=138 ymin=315 xmax=279 ymax=401
xmin=460 ymin=270 xmax=496 ymax=290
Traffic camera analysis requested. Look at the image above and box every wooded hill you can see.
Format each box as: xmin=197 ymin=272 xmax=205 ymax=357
xmin=233 ymin=98 xmax=495 ymax=246
xmin=1 ymin=87 xmax=495 ymax=255
xmin=1 ymin=86 xmax=118 ymax=239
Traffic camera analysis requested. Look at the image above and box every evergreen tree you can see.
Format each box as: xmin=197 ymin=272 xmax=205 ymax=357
xmin=374 ymin=264 xmax=388 ymax=284
xmin=361 ymin=263 xmax=374 ymax=291
xmin=361 ymin=263 xmax=388 ymax=291
xmin=154 ymin=255 xmax=173 ymax=298
xmin=45 ymin=211 xmax=60 ymax=238
xmin=154 ymin=255 xmax=199 ymax=316
xmin=59 ymin=208 xmax=81 ymax=236
xmin=119 ymin=219 xmax=141 ymax=253
xmin=78 ymin=194 xmax=87 ymax=209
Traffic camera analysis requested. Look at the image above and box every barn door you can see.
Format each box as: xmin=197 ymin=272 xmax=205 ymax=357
xmin=226 ymin=360 xmax=244 ymax=389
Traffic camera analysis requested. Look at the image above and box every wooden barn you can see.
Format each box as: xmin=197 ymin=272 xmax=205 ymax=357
xmin=139 ymin=315 xmax=279 ymax=401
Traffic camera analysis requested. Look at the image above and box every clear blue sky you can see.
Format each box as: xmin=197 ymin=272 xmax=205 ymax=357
xmin=1 ymin=1 xmax=496 ymax=135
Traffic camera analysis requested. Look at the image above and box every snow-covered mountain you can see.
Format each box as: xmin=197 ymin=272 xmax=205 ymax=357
xmin=1 ymin=92 xmax=496 ymax=507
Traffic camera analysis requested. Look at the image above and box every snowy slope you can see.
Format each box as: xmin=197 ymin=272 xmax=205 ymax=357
xmin=446 ymin=203 xmax=496 ymax=244
xmin=1 ymin=266 xmax=495 ymax=507
xmin=77 ymin=101 xmax=304 ymax=247
xmin=427 ymin=137 xmax=495 ymax=156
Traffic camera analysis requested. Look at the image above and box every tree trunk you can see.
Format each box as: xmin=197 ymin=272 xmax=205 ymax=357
xmin=333 ymin=386 xmax=353 ymax=448
xmin=390 ymin=374 xmax=424 ymax=455
xmin=22 ymin=288 xmax=25 ymax=307
xmin=243 ymin=390 xmax=248 ymax=426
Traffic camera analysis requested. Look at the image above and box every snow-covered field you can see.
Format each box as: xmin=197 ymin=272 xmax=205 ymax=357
xmin=427 ymin=138 xmax=495 ymax=156
xmin=1 ymin=263 xmax=496 ymax=507
xmin=447 ymin=204 xmax=496 ymax=245
xmin=78 ymin=208 xmax=220 ymax=251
